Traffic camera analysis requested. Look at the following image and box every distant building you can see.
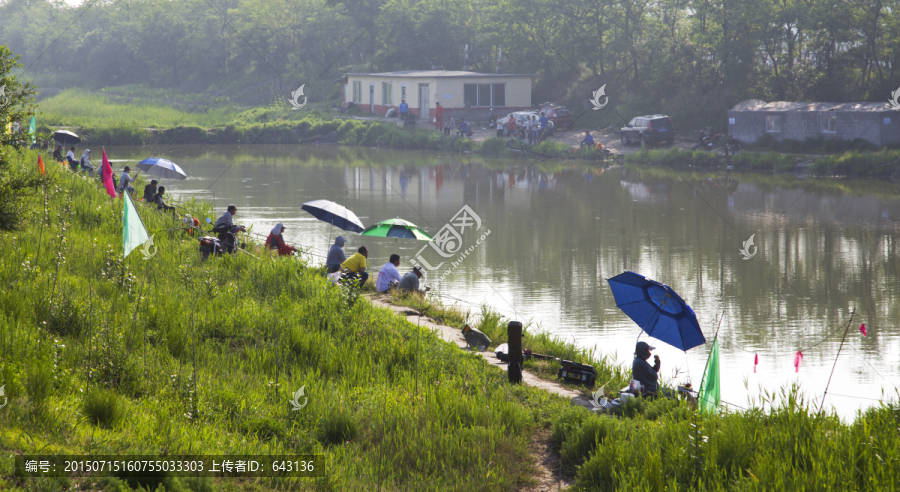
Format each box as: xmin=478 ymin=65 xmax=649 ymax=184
xmin=335 ymin=70 xmax=533 ymax=120
xmin=728 ymin=99 xmax=900 ymax=147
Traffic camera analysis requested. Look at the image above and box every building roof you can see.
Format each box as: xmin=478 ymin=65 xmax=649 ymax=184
xmin=343 ymin=70 xmax=533 ymax=79
xmin=730 ymin=99 xmax=895 ymax=112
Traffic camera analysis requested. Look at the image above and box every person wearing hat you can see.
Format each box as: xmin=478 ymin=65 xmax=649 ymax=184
xmin=399 ymin=265 xmax=430 ymax=294
xmin=118 ymin=166 xmax=135 ymax=196
xmin=632 ymin=341 xmax=661 ymax=396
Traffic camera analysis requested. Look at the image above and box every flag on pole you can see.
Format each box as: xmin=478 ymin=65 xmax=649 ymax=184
xmin=794 ymin=351 xmax=803 ymax=373
xmin=859 ymin=324 xmax=867 ymax=336
xmin=698 ymin=338 xmax=720 ymax=414
xmin=38 ymin=154 xmax=45 ymax=175
xmin=101 ymin=148 xmax=116 ymax=198
xmin=753 ymin=353 xmax=758 ymax=373
xmin=123 ymin=192 xmax=150 ymax=258
xmin=28 ymin=115 xmax=35 ymax=144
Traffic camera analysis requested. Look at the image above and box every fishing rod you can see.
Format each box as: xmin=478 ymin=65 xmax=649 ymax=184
xmin=818 ymin=309 xmax=856 ymax=413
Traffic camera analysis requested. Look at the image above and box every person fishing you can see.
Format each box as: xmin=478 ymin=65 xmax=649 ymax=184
xmin=213 ymin=204 xmax=246 ymax=254
xmin=80 ymin=149 xmax=95 ymax=176
xmin=632 ymin=341 xmax=661 ymax=396
xmin=326 ymin=236 xmax=347 ymax=273
xmin=52 ymin=145 xmax=64 ymax=164
xmin=143 ymin=179 xmax=158 ymax=202
xmin=66 ymin=146 xmax=78 ymax=172
xmin=581 ymin=132 xmax=595 ymax=148
xmin=265 ymin=223 xmax=297 ymax=256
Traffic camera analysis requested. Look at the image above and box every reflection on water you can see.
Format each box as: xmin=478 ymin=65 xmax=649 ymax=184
xmin=113 ymin=145 xmax=900 ymax=419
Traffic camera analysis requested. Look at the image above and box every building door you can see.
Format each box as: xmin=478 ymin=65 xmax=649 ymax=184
xmin=369 ymin=85 xmax=375 ymax=113
xmin=418 ymin=84 xmax=430 ymax=120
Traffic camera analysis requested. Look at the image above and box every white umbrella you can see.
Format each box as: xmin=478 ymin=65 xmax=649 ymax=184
xmin=137 ymin=157 xmax=187 ymax=180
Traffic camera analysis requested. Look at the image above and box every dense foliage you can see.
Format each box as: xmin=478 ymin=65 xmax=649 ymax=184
xmin=2 ymin=0 xmax=899 ymax=126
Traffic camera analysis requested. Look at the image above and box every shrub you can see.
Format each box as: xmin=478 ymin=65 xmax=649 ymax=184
xmin=318 ymin=407 xmax=358 ymax=445
xmin=83 ymin=386 xmax=121 ymax=428
xmin=476 ymin=137 xmax=507 ymax=155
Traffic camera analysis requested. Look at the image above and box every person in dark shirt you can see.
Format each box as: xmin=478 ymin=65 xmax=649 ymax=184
xmin=144 ymin=180 xmax=158 ymax=202
xmin=632 ymin=341 xmax=661 ymax=395
xmin=153 ymin=186 xmax=175 ymax=215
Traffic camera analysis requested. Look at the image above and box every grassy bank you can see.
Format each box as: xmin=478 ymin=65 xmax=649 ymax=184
xmin=3 ymin=149 xmax=900 ymax=490
xmin=624 ymin=147 xmax=900 ymax=178
xmin=0 ymin=149 xmax=583 ymax=490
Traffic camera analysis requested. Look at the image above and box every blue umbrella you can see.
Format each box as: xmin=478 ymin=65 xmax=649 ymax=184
xmin=137 ymin=157 xmax=188 ymax=180
xmin=301 ymin=199 xmax=365 ymax=233
xmin=607 ymin=271 xmax=705 ymax=351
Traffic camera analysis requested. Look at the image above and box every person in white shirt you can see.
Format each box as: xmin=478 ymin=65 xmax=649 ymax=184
xmin=376 ymin=254 xmax=403 ymax=292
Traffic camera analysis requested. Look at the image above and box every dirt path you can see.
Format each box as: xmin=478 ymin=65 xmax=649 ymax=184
xmin=366 ymin=294 xmax=588 ymax=490
xmin=366 ymin=295 xmax=597 ymax=411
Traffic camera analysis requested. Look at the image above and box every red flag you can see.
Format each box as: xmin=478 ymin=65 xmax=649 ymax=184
xmin=754 ymin=353 xmax=758 ymax=373
xmin=859 ymin=324 xmax=867 ymax=336
xmin=38 ymin=154 xmax=45 ymax=175
xmin=101 ymin=148 xmax=116 ymax=198
xmin=794 ymin=351 xmax=803 ymax=373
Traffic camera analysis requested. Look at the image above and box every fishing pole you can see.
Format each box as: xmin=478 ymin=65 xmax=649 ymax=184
xmin=818 ymin=309 xmax=856 ymax=413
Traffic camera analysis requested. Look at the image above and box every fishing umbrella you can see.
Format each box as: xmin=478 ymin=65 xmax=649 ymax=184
xmin=607 ymin=271 xmax=705 ymax=351
xmin=52 ymin=130 xmax=80 ymax=145
xmin=137 ymin=157 xmax=188 ymax=180
xmin=300 ymin=199 xmax=365 ymax=233
xmin=360 ymin=217 xmax=432 ymax=252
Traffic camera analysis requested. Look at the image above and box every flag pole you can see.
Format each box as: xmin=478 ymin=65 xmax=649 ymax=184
xmin=818 ymin=309 xmax=856 ymax=413
xmin=698 ymin=311 xmax=725 ymax=401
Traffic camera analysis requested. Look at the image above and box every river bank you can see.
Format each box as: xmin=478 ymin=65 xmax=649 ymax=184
xmin=3 ymin=148 xmax=900 ymax=489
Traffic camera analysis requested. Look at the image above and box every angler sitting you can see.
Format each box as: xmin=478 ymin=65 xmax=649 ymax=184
xmin=340 ymin=246 xmax=369 ymax=288
xmin=265 ymin=223 xmax=297 ymax=256
xmin=213 ymin=204 xmax=246 ymax=254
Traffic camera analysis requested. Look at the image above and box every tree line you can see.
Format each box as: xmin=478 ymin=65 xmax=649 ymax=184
xmin=1 ymin=0 xmax=897 ymax=126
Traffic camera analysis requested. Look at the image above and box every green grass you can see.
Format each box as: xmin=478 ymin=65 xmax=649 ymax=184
xmin=4 ymin=147 xmax=900 ymax=490
xmin=0 ymin=148 xmax=586 ymax=490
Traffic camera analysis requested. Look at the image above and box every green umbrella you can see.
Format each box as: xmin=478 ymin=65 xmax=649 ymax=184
xmin=360 ymin=217 xmax=432 ymax=252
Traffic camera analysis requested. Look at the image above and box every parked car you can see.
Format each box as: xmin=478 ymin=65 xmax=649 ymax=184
xmin=502 ymin=111 xmax=556 ymax=137
xmin=620 ymin=114 xmax=675 ymax=147
xmin=539 ymin=106 xmax=575 ymax=131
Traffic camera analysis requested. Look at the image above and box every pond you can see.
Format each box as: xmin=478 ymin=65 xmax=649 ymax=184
xmin=113 ymin=144 xmax=900 ymax=419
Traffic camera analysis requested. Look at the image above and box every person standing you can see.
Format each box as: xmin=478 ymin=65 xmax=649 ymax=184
xmin=496 ymin=116 xmax=505 ymax=138
xmin=326 ymin=236 xmax=347 ymax=273
xmin=507 ymin=115 xmax=516 ymax=138
xmin=341 ymin=246 xmax=369 ymax=287
xmin=399 ymin=99 xmax=409 ymax=122
xmin=376 ymin=254 xmax=402 ymax=292
xmin=79 ymin=149 xmax=95 ymax=176
xmin=434 ymin=102 xmax=444 ymax=131
xmin=538 ymin=113 xmax=549 ymax=142
xmin=445 ymin=117 xmax=455 ymax=136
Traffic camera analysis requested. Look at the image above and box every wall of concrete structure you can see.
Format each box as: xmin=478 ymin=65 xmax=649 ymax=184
xmin=728 ymin=109 xmax=900 ymax=146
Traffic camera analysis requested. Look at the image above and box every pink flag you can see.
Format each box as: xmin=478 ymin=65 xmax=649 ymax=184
xmin=794 ymin=351 xmax=803 ymax=373
xmin=859 ymin=324 xmax=867 ymax=336
xmin=754 ymin=353 xmax=758 ymax=373
xmin=101 ymin=148 xmax=116 ymax=198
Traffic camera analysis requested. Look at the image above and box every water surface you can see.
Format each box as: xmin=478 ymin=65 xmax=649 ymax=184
xmin=115 ymin=144 xmax=900 ymax=419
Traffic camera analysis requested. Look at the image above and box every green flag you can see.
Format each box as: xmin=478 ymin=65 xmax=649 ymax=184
xmin=123 ymin=192 xmax=150 ymax=258
xmin=698 ymin=338 xmax=720 ymax=414
xmin=28 ymin=115 xmax=35 ymax=144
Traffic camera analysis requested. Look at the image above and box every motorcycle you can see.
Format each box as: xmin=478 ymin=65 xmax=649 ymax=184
xmin=402 ymin=112 xmax=418 ymax=127
xmin=692 ymin=135 xmax=714 ymax=151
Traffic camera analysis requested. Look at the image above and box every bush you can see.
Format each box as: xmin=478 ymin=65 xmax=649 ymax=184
xmin=83 ymin=387 xmax=121 ymax=428
xmin=476 ymin=137 xmax=508 ymax=155
xmin=318 ymin=407 xmax=358 ymax=445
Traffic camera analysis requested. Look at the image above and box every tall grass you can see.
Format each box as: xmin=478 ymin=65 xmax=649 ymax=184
xmin=0 ymin=148 xmax=573 ymax=490
xmin=3 ymin=148 xmax=900 ymax=489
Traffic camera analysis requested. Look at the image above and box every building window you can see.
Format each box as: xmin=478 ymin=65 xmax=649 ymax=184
xmin=352 ymin=81 xmax=362 ymax=103
xmin=400 ymin=85 xmax=406 ymax=103
xmin=492 ymin=84 xmax=506 ymax=107
xmin=382 ymin=82 xmax=392 ymax=106
xmin=463 ymin=83 xmax=507 ymax=107
xmin=464 ymin=84 xmax=477 ymax=107
xmin=819 ymin=114 xmax=837 ymax=133
xmin=765 ymin=115 xmax=781 ymax=133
